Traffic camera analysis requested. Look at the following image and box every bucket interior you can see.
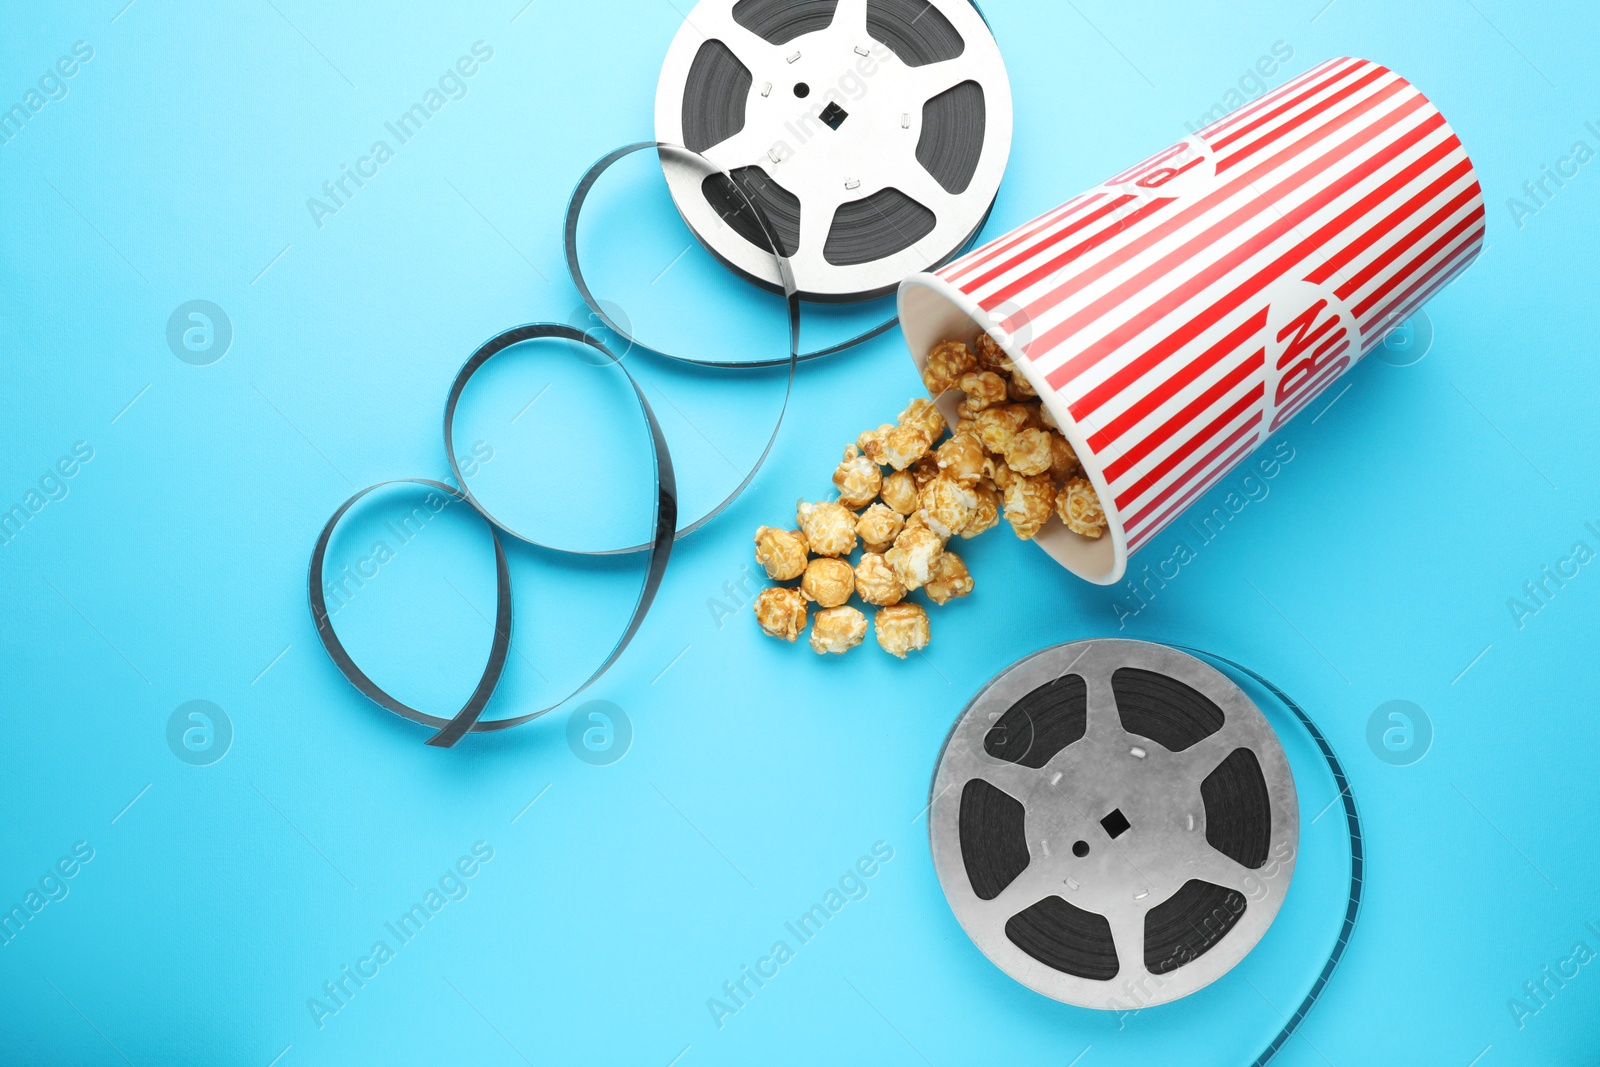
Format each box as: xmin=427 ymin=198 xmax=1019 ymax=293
xmin=898 ymin=276 xmax=1128 ymax=585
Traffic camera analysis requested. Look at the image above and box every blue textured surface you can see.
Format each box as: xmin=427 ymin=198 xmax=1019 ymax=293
xmin=3 ymin=1 xmax=1598 ymax=1064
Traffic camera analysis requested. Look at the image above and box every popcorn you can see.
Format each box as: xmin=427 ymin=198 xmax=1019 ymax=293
xmin=1004 ymin=427 xmax=1055 ymax=478
xmin=856 ymin=502 xmax=904 ymax=554
xmin=922 ymin=340 xmax=976 ymax=396
xmin=833 ymin=445 xmax=882 ymax=509
xmin=1049 ymin=432 xmax=1080 ymax=480
xmin=886 ymin=524 xmax=945 ymax=591
xmin=899 ymin=397 xmax=947 ymax=440
xmin=857 ymin=423 xmax=894 ymax=466
xmin=752 ymin=335 xmax=1110 ymax=659
xmin=957 ymin=370 xmax=1008 ymax=414
xmin=810 ymin=606 xmax=868 ymax=654
xmin=1003 ymin=472 xmax=1056 ymax=540
xmin=801 ymin=557 xmax=855 ymax=607
xmin=853 ymin=552 xmax=906 ymax=606
xmin=881 ymin=423 xmax=933 ymax=470
xmin=1057 ymin=475 xmax=1108 ymax=538
xmin=796 ymin=500 xmax=859 ymax=557
xmin=753 ymin=526 xmax=809 ymax=581
xmin=935 ymin=432 xmax=988 ymax=487
xmin=880 ymin=469 xmax=918 ymax=516
xmin=754 ymin=587 xmax=807 ymax=641
xmin=974 ymin=404 xmax=1033 ymax=455
xmin=875 ymin=603 xmax=931 ymax=658
xmin=974 ymin=332 xmax=1011 ymax=373
xmin=917 ymin=473 xmax=978 ymax=539
xmin=924 ymin=551 xmax=974 ymax=605
xmin=962 ymin=481 xmax=1001 ymax=539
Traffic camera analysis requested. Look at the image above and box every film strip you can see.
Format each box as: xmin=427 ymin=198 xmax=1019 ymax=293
xmin=311 ymin=0 xmax=1014 ymax=742
xmin=308 ymin=149 xmax=797 ymax=746
xmin=929 ymin=640 xmax=1362 ymax=1062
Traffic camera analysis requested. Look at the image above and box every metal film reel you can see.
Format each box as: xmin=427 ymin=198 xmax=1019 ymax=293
xmin=654 ymin=0 xmax=1012 ymax=301
xmin=930 ymin=640 xmax=1299 ymax=1007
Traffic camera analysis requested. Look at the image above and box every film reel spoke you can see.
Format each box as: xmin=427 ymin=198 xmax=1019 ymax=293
xmin=966 ymin=745 xmax=1047 ymax=802
xmin=1180 ymin=845 xmax=1259 ymax=899
xmin=826 ymin=0 xmax=870 ymax=32
xmin=698 ymin=129 xmax=774 ymax=181
xmin=976 ymin=859 xmax=1057 ymax=918
xmin=892 ymin=162 xmax=965 ymax=229
xmin=1077 ymin=662 xmax=1127 ymax=745
xmin=903 ymin=58 xmax=979 ymax=109
xmin=1103 ymin=907 xmax=1149 ymax=981
xmin=1171 ymin=722 xmax=1259 ymax=791
xmin=691 ymin=7 xmax=776 ymax=71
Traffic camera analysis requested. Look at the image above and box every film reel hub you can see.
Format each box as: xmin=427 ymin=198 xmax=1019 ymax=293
xmin=655 ymin=0 xmax=1012 ymax=300
xmin=930 ymin=640 xmax=1299 ymax=1007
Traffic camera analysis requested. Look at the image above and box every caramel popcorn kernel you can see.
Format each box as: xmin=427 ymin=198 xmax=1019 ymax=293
xmin=880 ymin=469 xmax=918 ymax=516
xmin=899 ymin=397 xmax=947 ymax=440
xmin=875 ymin=603 xmax=931 ymax=659
xmin=800 ymin=557 xmax=855 ymax=608
xmin=1057 ymin=476 xmax=1108 ymax=539
xmin=935 ymin=432 xmax=988 ymax=487
xmin=1008 ymin=369 xmax=1039 ymax=399
xmin=753 ymin=526 xmax=809 ymax=581
xmin=857 ymin=423 xmax=895 ymax=466
xmin=974 ymin=332 xmax=1011 ymax=372
xmin=961 ymin=481 xmax=1002 ymax=539
xmin=1003 ymin=472 xmax=1056 ymax=540
xmin=885 ymin=524 xmax=945 ymax=591
xmin=1048 ymin=431 xmax=1081 ymax=480
xmin=810 ymin=606 xmax=869 ymax=655
xmin=1004 ymin=427 xmax=1055 ymax=478
xmin=974 ymin=403 xmax=1033 ymax=456
xmin=854 ymin=552 xmax=907 ymax=606
xmin=924 ymin=551 xmax=975 ymax=605
xmin=796 ymin=499 xmax=858 ymax=557
xmin=957 ymin=370 xmax=1008 ymax=414
xmin=917 ymin=473 xmax=979 ymax=539
xmin=922 ymin=340 xmax=976 ymax=396
xmin=856 ymin=502 xmax=904 ymax=554
xmin=910 ymin=452 xmax=941 ymax=490
xmin=754 ymin=587 xmax=807 ymax=641
xmin=833 ymin=445 xmax=883 ymax=509
xmin=881 ymin=423 xmax=934 ymax=471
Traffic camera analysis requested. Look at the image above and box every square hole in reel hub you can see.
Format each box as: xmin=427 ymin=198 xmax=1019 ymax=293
xmin=1100 ymin=808 xmax=1131 ymax=839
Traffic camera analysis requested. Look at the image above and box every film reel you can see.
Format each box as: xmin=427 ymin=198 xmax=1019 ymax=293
xmin=930 ymin=639 xmax=1299 ymax=1007
xmin=654 ymin=0 xmax=1012 ymax=301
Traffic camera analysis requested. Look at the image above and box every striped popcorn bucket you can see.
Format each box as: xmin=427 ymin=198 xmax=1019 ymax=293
xmin=898 ymin=57 xmax=1484 ymax=584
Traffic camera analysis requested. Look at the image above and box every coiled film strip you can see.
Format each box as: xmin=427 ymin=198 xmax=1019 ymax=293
xmin=311 ymin=0 xmax=1014 ymax=743
xmin=309 ymin=148 xmax=797 ymax=746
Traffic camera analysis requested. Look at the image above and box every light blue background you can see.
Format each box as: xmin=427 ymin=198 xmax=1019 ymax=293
xmin=3 ymin=0 xmax=1598 ymax=1064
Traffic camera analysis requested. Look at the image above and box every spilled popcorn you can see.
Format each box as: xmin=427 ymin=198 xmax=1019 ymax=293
xmin=751 ymin=334 xmax=1108 ymax=656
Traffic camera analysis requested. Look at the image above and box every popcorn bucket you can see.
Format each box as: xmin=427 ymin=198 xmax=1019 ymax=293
xmin=899 ymin=57 xmax=1483 ymax=584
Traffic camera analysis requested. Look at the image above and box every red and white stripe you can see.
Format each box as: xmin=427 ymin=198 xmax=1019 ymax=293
xmin=934 ymin=58 xmax=1483 ymax=557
